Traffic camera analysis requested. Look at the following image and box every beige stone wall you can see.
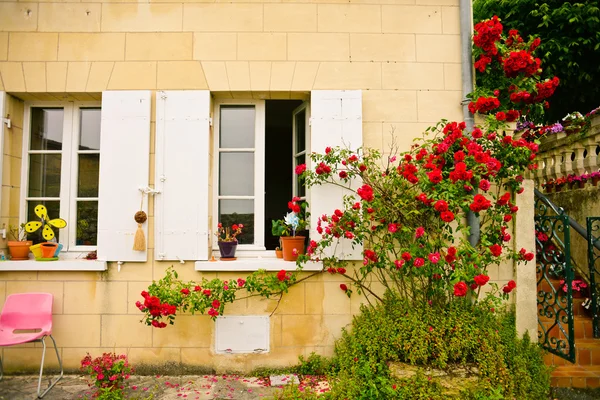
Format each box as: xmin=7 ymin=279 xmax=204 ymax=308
xmin=0 ymin=0 xmax=520 ymax=374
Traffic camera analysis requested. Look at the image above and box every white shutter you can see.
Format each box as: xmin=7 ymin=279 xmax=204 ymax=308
xmin=310 ymin=90 xmax=363 ymax=260
xmin=154 ymin=91 xmax=210 ymax=261
xmin=0 ymin=92 xmax=5 ymax=218
xmin=97 ymin=91 xmax=151 ymax=262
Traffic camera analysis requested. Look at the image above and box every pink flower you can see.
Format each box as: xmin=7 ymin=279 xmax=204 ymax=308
xmin=413 ymin=257 xmax=425 ymax=267
xmin=415 ymin=227 xmax=425 ymax=239
xmin=394 ymin=260 xmax=405 ymax=269
xmin=479 ymin=179 xmax=491 ymax=191
xmin=388 ymin=223 xmax=398 ymax=233
xmin=428 ymin=252 xmax=440 ymax=264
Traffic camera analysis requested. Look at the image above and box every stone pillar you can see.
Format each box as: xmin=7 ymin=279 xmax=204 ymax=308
xmin=514 ymin=179 xmax=538 ymax=339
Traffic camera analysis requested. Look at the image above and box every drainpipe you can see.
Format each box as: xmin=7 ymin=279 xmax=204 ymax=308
xmin=459 ymin=0 xmax=479 ymax=247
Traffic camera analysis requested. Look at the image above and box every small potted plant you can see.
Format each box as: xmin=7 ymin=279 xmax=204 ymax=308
xmin=554 ymin=177 xmax=567 ymax=192
xmin=80 ymin=352 xmax=134 ymax=398
xmin=7 ymin=223 xmax=33 ymax=260
xmin=542 ymin=178 xmax=555 ymax=193
xmin=215 ymin=223 xmax=243 ymax=260
xmin=275 ymin=197 xmax=310 ymax=262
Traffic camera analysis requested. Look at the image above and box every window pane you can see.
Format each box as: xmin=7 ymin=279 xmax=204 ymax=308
xmin=219 ymin=152 xmax=254 ymax=196
xmin=28 ymin=154 xmax=62 ymax=197
xmin=295 ymin=154 xmax=306 ymax=198
xmin=30 ymin=108 xmax=64 ymax=151
xmin=78 ymin=154 xmax=100 ymax=197
xmin=220 ymin=106 xmax=255 ymax=148
xmin=295 ymin=109 xmax=306 ymax=153
xmin=79 ymin=108 xmax=101 ymax=150
xmin=26 ymin=201 xmax=60 ymax=244
xmin=76 ymin=201 xmax=98 ymax=246
xmin=219 ymin=199 xmax=254 ymax=245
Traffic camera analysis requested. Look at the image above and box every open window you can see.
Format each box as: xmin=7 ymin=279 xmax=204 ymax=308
xmin=213 ymin=99 xmax=310 ymax=255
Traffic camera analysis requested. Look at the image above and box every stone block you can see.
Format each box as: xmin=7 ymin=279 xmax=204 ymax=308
xmin=381 ymin=122 xmax=433 ymax=152
xmin=290 ymin=62 xmax=319 ymax=91
xmin=8 ymin=33 xmax=58 ymax=62
xmin=36 ymin=271 xmax=101 ymax=281
xmin=322 ymin=315 xmax=352 ymax=345
xmin=288 ymin=33 xmax=349 ymax=62
xmin=63 ymin=281 xmax=128 ymax=314
xmin=225 ymin=61 xmax=250 ymax=91
xmin=237 ymin=33 xmax=287 ymax=61
xmin=417 ymin=90 xmax=461 ymax=122
xmin=126 ymin=33 xmax=192 ymax=61
xmin=6 ymin=281 xmax=63 ymax=314
xmin=180 ymin=348 xmax=213 ymax=369
xmin=417 ymin=0 xmax=459 ymax=5
xmin=281 ymin=315 xmax=326 ymax=347
xmin=443 ymin=63 xmax=461 ymax=90
xmin=127 ymin=347 xmax=182 ymax=367
xmin=363 ymin=90 xmax=418 ymax=122
xmin=350 ymin=34 xmax=415 ymax=62
xmin=270 ymin=62 xmax=295 ymax=91
xmin=0 ymin=33 xmax=7 ymax=61
xmin=101 ymin=4 xmax=182 ymax=32
xmin=86 ymin=62 xmax=113 ymax=92
xmin=65 ymin=62 xmax=91 ymax=92
xmin=0 ymin=4 xmax=37 ymax=32
xmin=0 ymin=281 xmax=6 ymax=314
xmin=382 ymin=62 xmax=444 ymax=90
xmin=153 ymin=315 xmax=213 ymax=347
xmin=416 ymin=34 xmax=461 ymax=62
xmin=363 ymin=122 xmax=383 ymax=151
xmin=305 ymin=281 xmax=352 ymax=315
xmin=264 ymin=4 xmax=317 ymax=32
xmin=58 ymin=33 xmax=125 ymax=62
xmin=53 ymin=314 xmax=101 ymax=347
xmin=3 ymin=348 xmax=60 ymax=372
xmin=107 ymin=61 xmax=156 ymax=90
xmin=273 ymin=282 xmax=305 ymax=315
xmin=183 ymin=4 xmax=262 ymax=32
xmin=442 ymin=6 xmax=460 ymax=34
xmin=9 ymin=155 xmax=20 ymax=187
xmin=22 ymin=62 xmax=46 ymax=92
xmin=317 ymin=5 xmax=381 ymax=33
xmin=106 ymin=253 xmax=154 ymax=282
xmin=46 ymin=62 xmax=68 ymax=92
xmin=382 ymin=5 xmax=442 ymax=34
xmin=201 ymin=62 xmax=229 ymax=91
xmin=313 ymin=62 xmax=381 ymax=90
xmin=101 ymin=315 xmax=152 ymax=347
xmin=249 ymin=62 xmax=271 ymax=91
xmin=0 ymin=63 xmax=25 ymax=92
xmin=193 ymin=33 xmax=236 ymax=61
xmin=38 ymin=3 xmax=101 ymax=32
xmin=157 ymin=61 xmax=208 ymax=89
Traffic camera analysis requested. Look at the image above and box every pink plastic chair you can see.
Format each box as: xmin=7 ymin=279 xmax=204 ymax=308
xmin=0 ymin=293 xmax=63 ymax=398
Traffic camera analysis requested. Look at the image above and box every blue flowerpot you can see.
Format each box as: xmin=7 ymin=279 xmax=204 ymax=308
xmin=218 ymin=241 xmax=237 ymax=259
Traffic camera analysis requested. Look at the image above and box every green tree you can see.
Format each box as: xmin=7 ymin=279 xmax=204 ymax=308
xmin=473 ymin=0 xmax=600 ymax=123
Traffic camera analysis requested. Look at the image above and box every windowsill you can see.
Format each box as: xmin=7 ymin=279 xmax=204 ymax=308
xmin=0 ymin=259 xmax=108 ymax=271
xmin=195 ymin=258 xmax=323 ymax=272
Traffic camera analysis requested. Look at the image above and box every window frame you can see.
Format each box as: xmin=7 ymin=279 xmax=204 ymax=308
xmin=21 ymin=101 xmax=101 ymax=254
xmin=212 ymin=99 xmax=266 ymax=253
xmin=292 ymin=102 xmax=310 ymax=201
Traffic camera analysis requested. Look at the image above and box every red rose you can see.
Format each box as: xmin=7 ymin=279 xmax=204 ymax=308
xmin=453 ymin=282 xmax=468 ymax=297
xmin=413 ymin=257 xmax=425 ymax=267
xmin=434 ymin=200 xmax=448 ymax=212
xmin=495 ymin=111 xmax=506 ymax=121
xmin=440 ymin=211 xmax=455 ymax=222
xmin=427 ymin=169 xmax=443 ymax=184
xmin=474 ymin=274 xmax=490 ymax=287
xmin=295 ymin=164 xmax=306 ymax=175
xmin=180 ymin=288 xmax=190 ymax=295
xmin=194 ymin=285 xmax=201 ymax=292
xmin=212 ymin=299 xmax=221 ymax=308
xmin=277 ymin=270 xmax=288 ymax=282
xmin=203 ymin=289 xmax=211 ymax=296
xmin=401 ymin=252 xmax=412 ymax=261
xmin=339 ymin=171 xmax=348 ymax=179
xmin=357 ymin=184 xmax=375 ymax=202
xmin=340 ymin=284 xmax=348 ymax=292
xmin=489 ymin=244 xmax=502 ymax=257
xmin=503 ymin=280 xmax=516 ymax=293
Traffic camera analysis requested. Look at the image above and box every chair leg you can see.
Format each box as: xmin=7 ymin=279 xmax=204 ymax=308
xmin=0 ymin=350 xmax=3 ymax=381
xmin=37 ymin=335 xmax=63 ymax=399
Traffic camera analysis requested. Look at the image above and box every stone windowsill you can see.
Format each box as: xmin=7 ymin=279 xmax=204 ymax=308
xmin=195 ymin=258 xmax=323 ymax=272
xmin=0 ymin=259 xmax=108 ymax=271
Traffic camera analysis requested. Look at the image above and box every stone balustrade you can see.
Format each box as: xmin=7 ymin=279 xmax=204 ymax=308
xmin=533 ymin=115 xmax=600 ymax=187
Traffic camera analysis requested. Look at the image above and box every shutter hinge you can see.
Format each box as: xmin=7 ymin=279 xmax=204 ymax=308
xmin=139 ymin=186 xmax=161 ymax=195
xmin=209 ymin=117 xmax=213 ymax=126
xmin=308 ymin=117 xmax=313 ymax=126
xmin=2 ymin=118 xmax=11 ymax=128
xmin=157 ymin=253 xmax=166 ymax=260
xmin=159 ymin=91 xmax=167 ymax=100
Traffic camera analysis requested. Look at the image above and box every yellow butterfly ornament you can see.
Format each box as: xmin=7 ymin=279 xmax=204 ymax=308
xmin=25 ymin=205 xmax=67 ymax=240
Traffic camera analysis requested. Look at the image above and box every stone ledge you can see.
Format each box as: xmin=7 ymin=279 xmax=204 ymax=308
xmin=195 ymin=258 xmax=322 ymax=272
xmin=0 ymin=260 xmax=107 ymax=271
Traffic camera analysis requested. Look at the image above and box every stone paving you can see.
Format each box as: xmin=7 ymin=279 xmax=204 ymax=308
xmin=0 ymin=374 xmax=291 ymax=400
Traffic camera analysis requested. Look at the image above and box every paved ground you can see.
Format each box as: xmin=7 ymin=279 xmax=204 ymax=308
xmin=0 ymin=374 xmax=291 ymax=400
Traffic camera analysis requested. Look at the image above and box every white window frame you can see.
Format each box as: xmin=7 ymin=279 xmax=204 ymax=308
xmin=21 ymin=101 xmax=101 ymax=254
xmin=212 ymin=99 xmax=266 ymax=254
xmin=292 ymin=102 xmax=310 ymax=201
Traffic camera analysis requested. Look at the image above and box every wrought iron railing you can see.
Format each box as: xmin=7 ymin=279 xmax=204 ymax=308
xmin=535 ymin=193 xmax=576 ymax=362
xmin=587 ymin=217 xmax=600 ymax=338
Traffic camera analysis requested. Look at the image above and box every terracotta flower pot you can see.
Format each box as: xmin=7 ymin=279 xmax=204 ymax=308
xmin=281 ymin=236 xmax=306 ymax=261
xmin=592 ymin=177 xmax=600 ymax=187
xmin=40 ymin=242 xmax=59 ymax=258
xmin=218 ymin=241 xmax=237 ymax=259
xmin=7 ymin=240 xmax=33 ymax=260
xmin=275 ymin=249 xmax=283 ymax=259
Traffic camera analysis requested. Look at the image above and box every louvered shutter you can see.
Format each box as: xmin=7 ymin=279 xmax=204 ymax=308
xmin=97 ymin=91 xmax=151 ymax=262
xmin=154 ymin=91 xmax=211 ymax=261
xmin=310 ymin=90 xmax=363 ymax=260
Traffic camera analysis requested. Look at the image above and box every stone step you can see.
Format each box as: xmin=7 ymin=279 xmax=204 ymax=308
xmin=539 ymin=316 xmax=594 ymax=341
xmin=551 ymin=365 xmax=600 ymax=388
